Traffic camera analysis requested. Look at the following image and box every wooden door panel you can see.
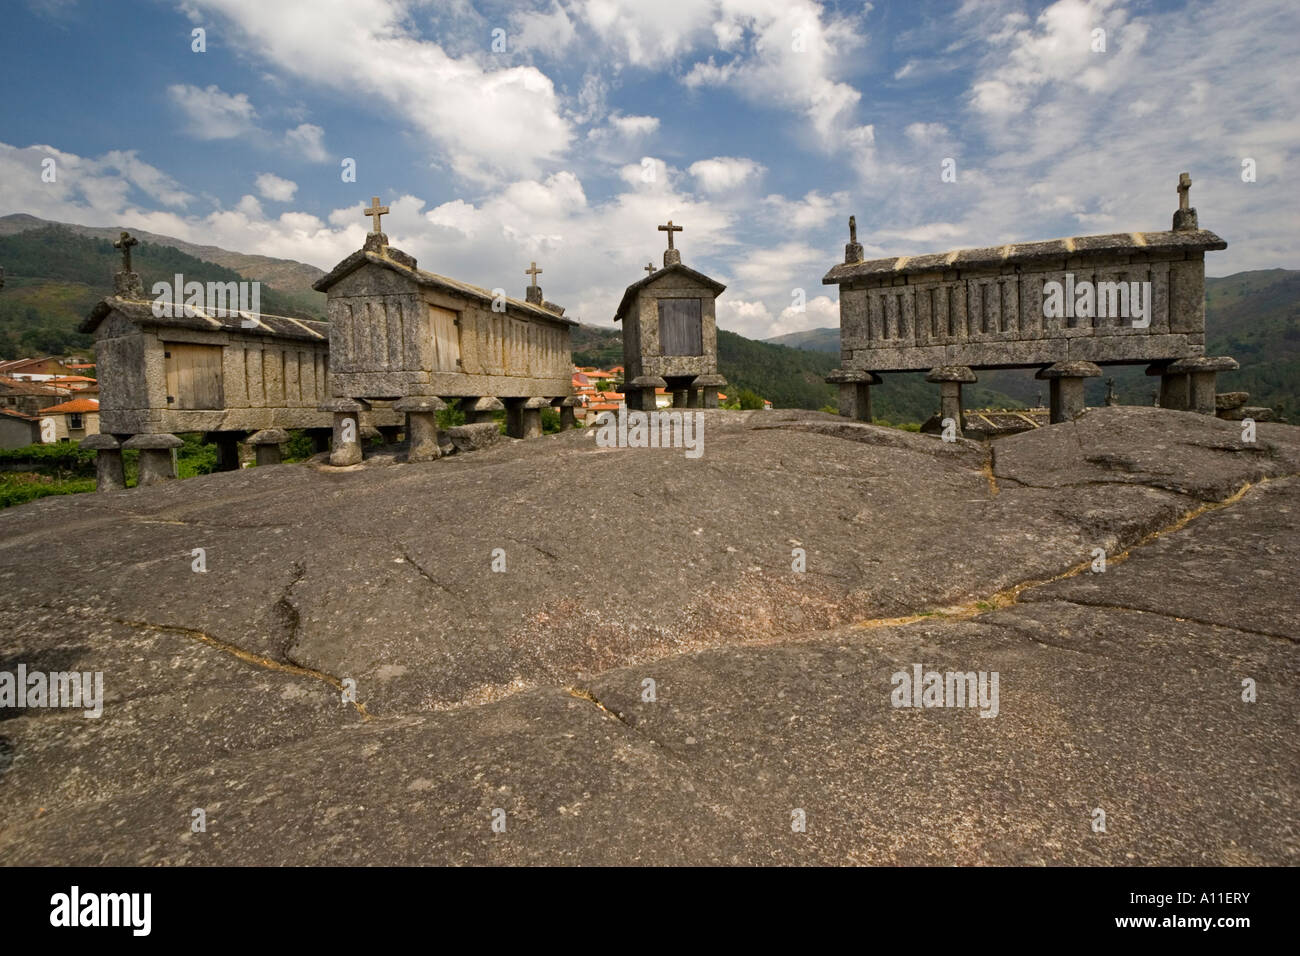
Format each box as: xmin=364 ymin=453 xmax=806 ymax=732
xmin=165 ymin=343 xmax=224 ymax=409
xmin=658 ymin=299 xmax=703 ymax=356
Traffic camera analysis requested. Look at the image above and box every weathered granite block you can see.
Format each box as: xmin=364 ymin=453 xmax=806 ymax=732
xmin=447 ymin=421 xmax=502 ymax=452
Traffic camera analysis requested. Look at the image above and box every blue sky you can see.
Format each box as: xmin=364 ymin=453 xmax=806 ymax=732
xmin=1 ymin=0 xmax=1295 ymax=337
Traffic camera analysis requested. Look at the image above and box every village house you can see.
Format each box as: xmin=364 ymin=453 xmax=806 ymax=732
xmin=43 ymin=374 xmax=98 ymax=392
xmin=0 ymin=356 xmax=71 ymax=381
xmin=35 ymin=396 xmax=100 ymax=441
xmin=0 ymin=375 xmax=69 ymax=417
xmin=0 ymin=408 xmax=40 ymax=448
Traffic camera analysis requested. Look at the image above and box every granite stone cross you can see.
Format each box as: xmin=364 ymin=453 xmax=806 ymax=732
xmin=849 ymin=215 xmax=857 ymax=243
xmin=113 ymin=231 xmax=139 ymax=273
xmin=525 ymin=261 xmax=543 ymax=286
xmin=364 ymin=196 xmax=389 ymax=233
xmin=644 ymin=261 xmax=656 ymax=275
xmin=1177 ymin=173 xmax=1191 ymax=212
xmin=657 ymin=220 xmax=682 ymax=250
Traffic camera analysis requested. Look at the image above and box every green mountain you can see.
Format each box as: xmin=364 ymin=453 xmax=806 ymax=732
xmin=764 ymin=269 xmax=1300 ymax=421
xmin=0 ymin=226 xmax=325 ymax=357
xmin=0 ymin=213 xmax=327 ymax=303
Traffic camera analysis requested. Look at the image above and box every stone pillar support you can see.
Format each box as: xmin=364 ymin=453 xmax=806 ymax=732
xmin=247 ymin=428 xmax=289 ymax=466
xmin=1167 ymin=356 xmax=1239 ymax=415
xmin=82 ymin=433 xmax=125 ymax=492
xmin=925 ymin=366 xmax=978 ymax=433
xmin=1035 ymin=361 xmax=1102 ymax=424
xmin=211 ymin=432 xmax=241 ymax=472
xmin=123 ymin=433 xmax=183 ymax=486
xmin=506 ymin=396 xmax=549 ymax=439
xmin=461 ymin=396 xmax=504 ymax=425
xmin=626 ymin=376 xmax=666 ymax=412
xmin=1146 ymin=362 xmax=1189 ymax=411
xmin=691 ymin=373 xmax=727 ymax=410
xmin=826 ymin=368 xmax=882 ymax=422
xmin=320 ymin=398 xmax=365 ymax=466
xmin=394 ymin=396 xmax=448 ymax=462
xmin=553 ymin=396 xmax=580 ymax=430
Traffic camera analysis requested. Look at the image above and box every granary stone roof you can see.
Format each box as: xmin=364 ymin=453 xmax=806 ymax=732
xmin=613 ymin=262 xmax=726 ymax=322
xmin=822 ymin=228 xmax=1228 ymax=285
xmin=78 ymin=297 xmax=329 ymax=342
xmin=312 ymin=242 xmax=577 ymax=327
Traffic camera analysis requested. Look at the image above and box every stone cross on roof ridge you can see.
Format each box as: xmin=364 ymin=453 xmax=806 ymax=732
xmin=657 ymin=219 xmax=683 ymax=250
xmin=644 ymin=261 xmax=656 ymax=275
xmin=525 ymin=261 xmax=543 ymax=286
xmin=1172 ymin=171 xmax=1198 ymax=231
xmin=364 ymin=196 xmax=389 ymax=234
xmin=844 ymin=214 xmax=864 ymax=264
xmin=113 ymin=231 xmax=139 ymax=273
xmin=658 ymin=220 xmax=684 ymax=266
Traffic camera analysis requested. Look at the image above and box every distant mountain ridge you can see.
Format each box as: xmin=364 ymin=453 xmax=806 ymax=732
xmin=0 ymin=225 xmax=326 ymax=357
xmin=0 ymin=213 xmax=327 ymax=303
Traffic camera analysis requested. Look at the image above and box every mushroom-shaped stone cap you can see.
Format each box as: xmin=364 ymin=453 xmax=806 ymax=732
xmin=556 ymin=395 xmax=582 ymax=406
xmin=523 ymin=396 xmax=551 ymax=409
xmin=691 ymin=373 xmax=729 ymax=387
xmin=925 ymin=365 xmax=977 ymax=384
xmin=468 ymin=396 xmax=505 ymax=412
xmin=394 ymin=395 xmax=448 ymax=413
xmin=825 ymin=368 xmax=881 ymax=386
xmin=123 ymin=433 xmax=184 ymax=450
xmin=628 ymin=375 xmax=668 ymax=389
xmin=1167 ymin=355 xmax=1239 ymax=373
xmin=80 ymin=434 xmax=121 ymax=450
xmin=247 ymin=428 xmax=290 ymax=445
xmin=1035 ymin=361 xmax=1103 ymax=380
xmin=319 ymin=397 xmax=365 ymax=413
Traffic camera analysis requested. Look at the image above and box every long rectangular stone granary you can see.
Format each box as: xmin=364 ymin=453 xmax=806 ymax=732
xmin=312 ymin=201 xmax=577 ymax=463
xmin=821 ymin=177 xmax=1237 ymax=430
xmin=823 ymin=229 xmax=1225 ymax=372
xmin=316 ymin=238 xmax=574 ymax=402
xmin=82 ymin=296 xmax=337 ymax=436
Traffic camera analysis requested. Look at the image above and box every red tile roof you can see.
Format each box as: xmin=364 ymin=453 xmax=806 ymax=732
xmin=38 ymin=397 xmax=100 ymax=414
xmin=0 ymin=407 xmax=37 ymax=421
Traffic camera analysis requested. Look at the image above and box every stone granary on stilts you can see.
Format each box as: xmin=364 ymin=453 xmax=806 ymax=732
xmin=312 ymin=198 xmax=578 ymax=465
xmin=822 ymin=174 xmax=1236 ymax=434
xmin=79 ymin=232 xmax=399 ymax=491
xmin=615 ymin=220 xmax=727 ymax=411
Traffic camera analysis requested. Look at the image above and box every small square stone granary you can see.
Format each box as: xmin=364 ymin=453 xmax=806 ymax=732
xmin=614 ymin=220 xmax=727 ymax=410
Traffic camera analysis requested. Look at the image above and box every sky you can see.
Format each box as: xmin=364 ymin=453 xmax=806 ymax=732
xmin=0 ymin=0 xmax=1295 ymax=338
